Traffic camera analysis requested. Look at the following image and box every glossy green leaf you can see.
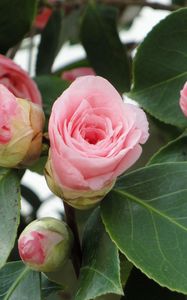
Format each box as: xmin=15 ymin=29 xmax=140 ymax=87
xmin=36 ymin=9 xmax=63 ymax=75
xmin=57 ymin=8 xmax=82 ymax=49
xmin=34 ymin=75 xmax=69 ymax=118
xmin=80 ymin=3 xmax=131 ymax=93
xmin=0 ymin=261 xmax=40 ymax=300
xmin=28 ymin=155 xmax=47 ymax=175
xmin=102 ymin=162 xmax=187 ymax=294
xmin=120 ymin=254 xmax=133 ymax=288
xmin=130 ymin=8 xmax=187 ymax=128
xmin=122 ymin=267 xmax=185 ymax=300
xmin=0 ymin=262 xmax=62 ymax=300
xmin=54 ymin=58 xmax=89 ymax=76
xmin=0 ymin=0 xmax=37 ymax=53
xmin=42 ymin=275 xmax=63 ymax=299
xmin=172 ymin=0 xmax=185 ymax=5
xmin=75 ymin=208 xmax=123 ymax=300
xmin=148 ymin=132 xmax=187 ymax=165
xmin=44 ymin=260 xmax=76 ymax=290
xmin=0 ymin=169 xmax=20 ymax=269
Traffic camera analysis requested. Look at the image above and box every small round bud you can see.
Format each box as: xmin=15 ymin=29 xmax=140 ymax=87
xmin=18 ymin=217 xmax=73 ymax=272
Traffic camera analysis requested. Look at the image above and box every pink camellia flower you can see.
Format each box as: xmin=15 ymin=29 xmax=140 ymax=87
xmin=179 ymin=82 xmax=187 ymax=117
xmin=0 ymin=54 xmax=42 ymax=105
xmin=0 ymin=84 xmax=44 ymax=168
xmin=62 ymin=67 xmax=96 ymax=82
xmin=18 ymin=217 xmax=73 ymax=272
xmin=45 ymin=76 xmax=149 ymax=209
xmin=34 ymin=7 xmax=52 ymax=30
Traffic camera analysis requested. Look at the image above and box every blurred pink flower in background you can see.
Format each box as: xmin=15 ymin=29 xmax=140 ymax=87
xmin=34 ymin=7 xmax=52 ymax=30
xmin=62 ymin=67 xmax=96 ymax=82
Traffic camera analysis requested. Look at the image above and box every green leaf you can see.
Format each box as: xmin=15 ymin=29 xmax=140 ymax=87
xmin=28 ymin=155 xmax=47 ymax=175
xmin=101 ymin=162 xmax=187 ymax=294
xmin=0 ymin=0 xmax=37 ymax=53
xmin=172 ymin=0 xmax=185 ymax=5
xmin=148 ymin=132 xmax=187 ymax=165
xmin=44 ymin=260 xmax=76 ymax=288
xmin=75 ymin=208 xmax=123 ymax=300
xmin=0 ymin=262 xmax=62 ymax=300
xmin=130 ymin=8 xmax=187 ymax=128
xmin=36 ymin=9 xmax=63 ymax=75
xmin=42 ymin=274 xmax=63 ymax=299
xmin=57 ymin=8 xmax=82 ymax=48
xmin=80 ymin=3 xmax=131 ymax=93
xmin=0 ymin=169 xmax=20 ymax=269
xmin=34 ymin=75 xmax=69 ymax=119
xmin=120 ymin=254 xmax=133 ymax=288
xmin=122 ymin=267 xmax=185 ymax=300
xmin=0 ymin=261 xmax=40 ymax=300
xmin=54 ymin=58 xmax=89 ymax=76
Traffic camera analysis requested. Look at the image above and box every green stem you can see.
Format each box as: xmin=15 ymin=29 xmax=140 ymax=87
xmin=63 ymin=202 xmax=82 ymax=278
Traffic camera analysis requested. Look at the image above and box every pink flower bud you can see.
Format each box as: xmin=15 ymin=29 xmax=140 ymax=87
xmin=0 ymin=85 xmax=45 ymax=168
xmin=18 ymin=217 xmax=73 ymax=272
xmin=45 ymin=76 xmax=149 ymax=209
xmin=0 ymin=55 xmax=42 ymax=106
xmin=179 ymin=82 xmax=187 ymax=117
xmin=62 ymin=67 xmax=96 ymax=82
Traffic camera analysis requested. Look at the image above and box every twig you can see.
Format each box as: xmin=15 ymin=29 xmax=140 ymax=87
xmin=7 ymin=42 xmax=22 ymax=59
xmin=63 ymin=202 xmax=82 ymax=278
xmin=28 ymin=27 xmax=36 ymax=76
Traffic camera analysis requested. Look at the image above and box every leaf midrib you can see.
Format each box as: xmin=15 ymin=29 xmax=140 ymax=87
xmin=78 ymin=265 xmax=122 ymax=293
xmin=130 ymin=70 xmax=187 ymax=96
xmin=114 ymin=188 xmax=187 ymax=232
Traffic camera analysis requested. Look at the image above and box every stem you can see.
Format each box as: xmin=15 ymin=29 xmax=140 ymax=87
xmin=28 ymin=27 xmax=36 ymax=76
xmin=61 ymin=0 xmax=180 ymax=12
xmin=63 ymin=202 xmax=82 ymax=278
xmin=7 ymin=42 xmax=22 ymax=59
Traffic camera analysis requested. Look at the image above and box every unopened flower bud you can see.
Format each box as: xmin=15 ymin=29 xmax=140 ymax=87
xmin=0 ymin=84 xmax=45 ymax=168
xmin=18 ymin=217 xmax=73 ymax=272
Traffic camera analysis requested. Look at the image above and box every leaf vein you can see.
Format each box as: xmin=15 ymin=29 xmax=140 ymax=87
xmin=80 ymin=266 xmax=121 ymax=292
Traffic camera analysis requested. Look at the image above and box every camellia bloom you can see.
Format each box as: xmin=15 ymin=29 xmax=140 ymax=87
xmin=0 ymin=54 xmax=42 ymax=105
xmin=45 ymin=76 xmax=149 ymax=209
xmin=179 ymin=82 xmax=187 ymax=117
xmin=0 ymin=84 xmax=44 ymax=168
xmin=18 ymin=217 xmax=73 ymax=272
xmin=62 ymin=67 xmax=96 ymax=82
